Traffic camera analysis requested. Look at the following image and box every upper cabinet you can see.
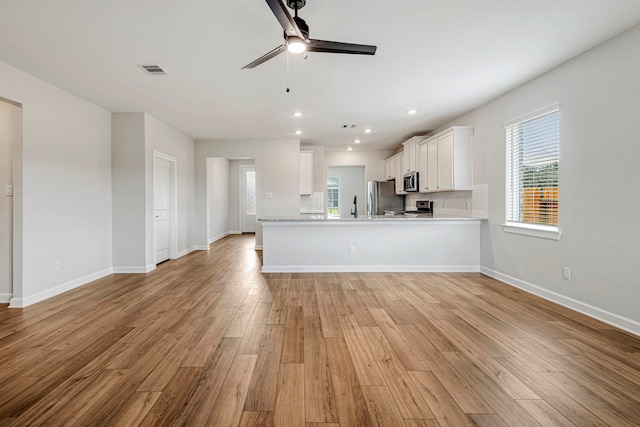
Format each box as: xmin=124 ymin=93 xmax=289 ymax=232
xmin=394 ymin=153 xmax=406 ymax=194
xmin=384 ymin=156 xmax=396 ymax=181
xmin=417 ymin=126 xmax=473 ymax=193
xmin=300 ymin=150 xmax=313 ymax=195
xmin=402 ymin=136 xmax=425 ymax=174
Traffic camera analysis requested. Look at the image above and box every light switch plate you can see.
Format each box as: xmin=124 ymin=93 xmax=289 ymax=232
xmin=5 ymin=185 xmax=12 ymax=196
xmin=265 ymin=192 xmax=273 ymax=199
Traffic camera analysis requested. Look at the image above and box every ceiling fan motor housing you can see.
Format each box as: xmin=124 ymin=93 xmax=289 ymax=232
xmin=292 ymin=16 xmax=309 ymax=39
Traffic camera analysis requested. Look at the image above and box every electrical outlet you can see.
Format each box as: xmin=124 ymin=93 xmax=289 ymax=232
xmin=562 ymin=266 xmax=571 ymax=280
xmin=349 ymin=244 xmax=356 ymax=254
xmin=55 ymin=261 xmax=62 ymax=271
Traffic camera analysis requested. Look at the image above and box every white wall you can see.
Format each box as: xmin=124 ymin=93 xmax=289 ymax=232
xmin=207 ymin=157 xmax=229 ymax=241
xmin=0 ymin=61 xmax=113 ymax=307
xmin=441 ymin=24 xmax=640 ymax=333
xmin=112 ymin=113 xmax=147 ymax=270
xmin=325 ymin=150 xmax=394 ymax=184
xmin=145 ymin=114 xmax=196 ymax=260
xmin=195 ymin=139 xmax=300 ymax=249
xmin=112 ymin=113 xmax=196 ymax=270
xmin=0 ymin=100 xmax=19 ymax=302
xmin=327 ymin=166 xmax=366 ymax=217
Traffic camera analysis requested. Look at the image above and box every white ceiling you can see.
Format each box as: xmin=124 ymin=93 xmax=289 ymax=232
xmin=2 ymin=0 xmax=640 ymax=151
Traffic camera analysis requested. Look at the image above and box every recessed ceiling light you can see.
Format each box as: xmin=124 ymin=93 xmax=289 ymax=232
xmin=295 ymin=130 xmax=302 ymax=135
xmin=354 ymin=139 xmax=361 ymax=144
xmin=364 ymin=128 xmax=372 ymax=133
xmin=293 ymin=112 xmax=302 ymax=117
xmin=347 ymin=147 xmax=353 ymax=151
xmin=408 ymin=109 xmax=417 ymax=115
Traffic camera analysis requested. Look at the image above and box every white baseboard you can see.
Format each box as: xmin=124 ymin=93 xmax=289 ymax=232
xmin=229 ymin=230 xmax=241 ymax=235
xmin=177 ymin=247 xmax=197 ymax=258
xmin=255 ymin=245 xmax=263 ymax=250
xmin=113 ymin=264 xmax=156 ymax=274
xmin=262 ymin=265 xmax=480 ymax=273
xmin=208 ymin=232 xmax=229 ymax=244
xmin=194 ymin=245 xmax=210 ymax=251
xmin=0 ymin=293 xmax=12 ymax=304
xmin=480 ymin=266 xmax=640 ymax=338
xmin=9 ymin=267 xmax=114 ymax=308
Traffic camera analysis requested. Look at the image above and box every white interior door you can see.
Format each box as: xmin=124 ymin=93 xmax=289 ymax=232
xmin=154 ymin=157 xmax=171 ymax=263
xmin=240 ymin=165 xmax=256 ymax=233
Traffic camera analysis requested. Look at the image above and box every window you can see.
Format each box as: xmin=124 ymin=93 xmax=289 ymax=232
xmin=504 ymin=104 xmax=560 ymax=240
xmin=246 ymin=170 xmax=256 ymax=216
xmin=327 ymin=177 xmax=340 ymax=217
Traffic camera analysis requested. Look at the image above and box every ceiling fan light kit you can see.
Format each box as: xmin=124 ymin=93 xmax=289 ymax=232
xmin=242 ymin=0 xmax=377 ymax=69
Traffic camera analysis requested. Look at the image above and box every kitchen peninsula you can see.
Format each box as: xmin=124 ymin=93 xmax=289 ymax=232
xmin=259 ymin=215 xmax=484 ymax=272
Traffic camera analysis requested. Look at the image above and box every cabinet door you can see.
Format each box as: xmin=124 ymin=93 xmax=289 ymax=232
xmin=437 ymin=132 xmax=454 ymax=191
xmin=427 ymin=140 xmax=438 ymax=192
xmin=385 ymin=158 xmax=396 ymax=181
xmin=300 ymin=151 xmax=313 ymax=194
xmin=418 ymin=142 xmax=429 ymax=192
xmin=395 ymin=154 xmax=405 ymax=194
xmin=403 ymin=140 xmax=417 ymax=173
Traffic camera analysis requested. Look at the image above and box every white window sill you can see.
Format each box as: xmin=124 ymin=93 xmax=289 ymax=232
xmin=501 ymin=223 xmax=561 ymax=241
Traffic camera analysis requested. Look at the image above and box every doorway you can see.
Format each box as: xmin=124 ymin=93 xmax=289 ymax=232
xmin=153 ymin=152 xmax=177 ymax=264
xmin=326 ymin=165 xmax=365 ymax=217
xmin=0 ymin=99 xmax=20 ymax=303
xmin=240 ymin=165 xmax=256 ymax=233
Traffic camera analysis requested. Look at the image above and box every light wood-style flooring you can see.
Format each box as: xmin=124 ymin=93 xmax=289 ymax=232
xmin=1 ymin=234 xmax=639 ymax=426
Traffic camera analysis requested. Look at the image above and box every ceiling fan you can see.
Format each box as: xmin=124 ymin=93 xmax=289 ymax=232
xmin=242 ymin=0 xmax=377 ymax=69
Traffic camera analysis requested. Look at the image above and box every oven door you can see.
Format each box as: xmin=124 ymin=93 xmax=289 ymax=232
xmin=403 ymin=172 xmax=418 ymax=192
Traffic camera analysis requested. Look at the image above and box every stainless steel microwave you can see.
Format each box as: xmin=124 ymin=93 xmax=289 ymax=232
xmin=403 ymin=171 xmax=418 ymax=192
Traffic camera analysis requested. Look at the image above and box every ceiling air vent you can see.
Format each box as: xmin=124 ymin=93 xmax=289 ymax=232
xmin=138 ymin=64 xmax=169 ymax=76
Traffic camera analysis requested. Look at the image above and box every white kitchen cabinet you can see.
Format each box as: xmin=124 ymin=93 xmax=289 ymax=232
xmin=418 ymin=141 xmax=430 ymax=192
xmin=402 ymin=136 xmax=424 ymax=174
xmin=384 ymin=157 xmax=396 ymax=181
xmin=395 ymin=153 xmax=406 ymax=194
xmin=300 ymin=151 xmax=313 ymax=195
xmin=418 ymin=126 xmax=473 ymax=193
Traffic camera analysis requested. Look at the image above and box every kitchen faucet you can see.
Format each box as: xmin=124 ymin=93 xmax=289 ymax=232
xmin=351 ymin=195 xmax=358 ymax=217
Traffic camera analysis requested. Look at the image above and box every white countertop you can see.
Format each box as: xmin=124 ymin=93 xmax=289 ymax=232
xmin=259 ymin=214 xmax=486 ymax=222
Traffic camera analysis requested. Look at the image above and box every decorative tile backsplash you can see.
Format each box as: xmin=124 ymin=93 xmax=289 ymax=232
xmin=405 ymin=186 xmax=487 ymax=218
xmin=300 ymin=191 xmax=325 ymax=213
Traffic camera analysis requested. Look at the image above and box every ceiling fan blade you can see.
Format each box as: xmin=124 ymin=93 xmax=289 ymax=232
xmin=242 ymin=44 xmax=286 ymax=69
xmin=307 ymin=39 xmax=377 ymax=55
xmin=265 ymin=0 xmax=305 ymax=39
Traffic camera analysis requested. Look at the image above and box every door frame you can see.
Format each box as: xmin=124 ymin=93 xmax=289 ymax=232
xmin=153 ymin=151 xmax=178 ymax=261
xmin=239 ymin=164 xmax=256 ymax=233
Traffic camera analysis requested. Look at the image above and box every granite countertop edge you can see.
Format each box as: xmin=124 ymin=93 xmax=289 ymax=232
xmin=259 ymin=214 xmax=487 ymax=222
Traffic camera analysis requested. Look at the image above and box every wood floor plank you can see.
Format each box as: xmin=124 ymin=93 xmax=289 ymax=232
xmin=325 ymin=337 xmax=372 ymax=426
xmin=304 ymin=311 xmax=338 ymax=423
xmin=361 ymin=386 xmax=406 ymax=427
xmin=369 ymin=308 xmax=429 ymax=371
xmin=207 ymin=354 xmax=257 ymax=426
xmin=337 ymin=314 xmax=386 ymax=386
xmin=244 ymin=324 xmax=285 ymax=411
xmin=408 ymin=370 xmax=475 ymax=427
xmin=273 ymin=363 xmax=305 ymax=427
xmin=1 ymin=235 xmax=640 ymax=426
xmin=239 ymin=411 xmax=274 ymax=427
xmin=281 ymin=305 xmax=304 ymax=364
xmin=107 ymin=391 xmax=162 ymax=427
xmin=172 ymin=337 xmax=241 ymax=426
xmin=361 ymin=326 xmax=434 ymax=419
xmin=497 ymin=356 xmax=610 ymax=427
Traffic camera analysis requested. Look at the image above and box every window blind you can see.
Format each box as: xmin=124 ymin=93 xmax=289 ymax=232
xmin=505 ymin=105 xmax=559 ymax=227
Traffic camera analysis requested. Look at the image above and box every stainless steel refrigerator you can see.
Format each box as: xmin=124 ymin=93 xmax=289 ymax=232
xmin=367 ymin=180 xmax=404 ymax=215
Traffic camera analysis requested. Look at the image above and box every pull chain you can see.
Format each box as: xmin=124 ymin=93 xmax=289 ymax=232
xmin=286 ymin=49 xmax=290 ymax=93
